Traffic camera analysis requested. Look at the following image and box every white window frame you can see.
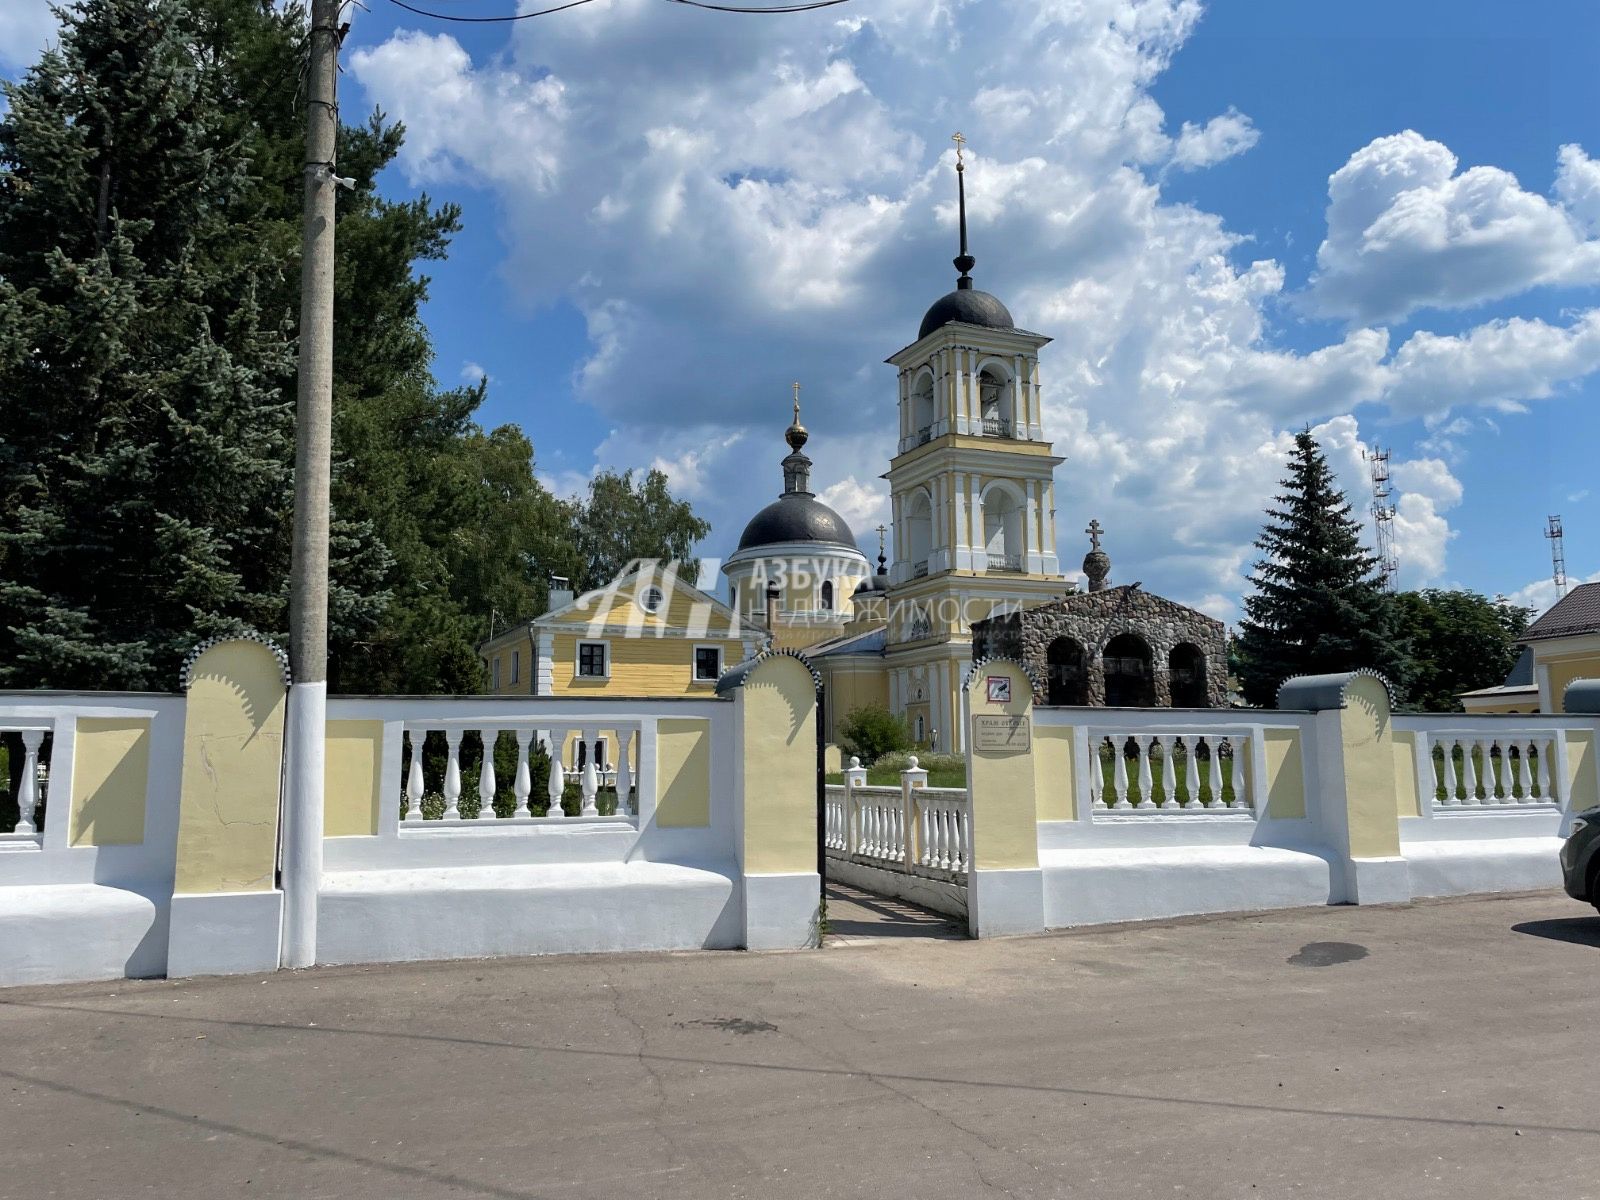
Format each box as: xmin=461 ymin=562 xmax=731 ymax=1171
xmin=637 ymin=585 xmax=666 ymax=615
xmin=511 ymin=649 xmax=520 ymax=684
xmin=575 ymin=639 xmax=610 ymax=680
xmin=692 ymin=643 xmax=724 ymax=684
xmin=491 ymin=657 xmax=502 ymax=691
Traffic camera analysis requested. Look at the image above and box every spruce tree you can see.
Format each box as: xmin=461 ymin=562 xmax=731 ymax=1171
xmin=1235 ymin=431 xmax=1409 ymax=707
xmin=0 ymin=0 xmax=384 ymax=689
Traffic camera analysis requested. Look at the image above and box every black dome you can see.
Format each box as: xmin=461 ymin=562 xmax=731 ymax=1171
xmin=852 ymin=571 xmax=889 ymax=597
xmin=737 ymin=494 xmax=857 ymax=552
xmin=918 ymin=288 xmax=1014 ymax=340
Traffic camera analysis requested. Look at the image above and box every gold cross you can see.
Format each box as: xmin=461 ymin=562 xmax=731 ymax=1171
xmin=952 ymin=131 xmax=965 ymax=165
xmin=792 ymin=381 xmax=801 ymax=423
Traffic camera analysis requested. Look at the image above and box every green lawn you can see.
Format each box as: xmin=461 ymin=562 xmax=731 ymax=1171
xmin=826 ymin=767 xmax=967 ymax=789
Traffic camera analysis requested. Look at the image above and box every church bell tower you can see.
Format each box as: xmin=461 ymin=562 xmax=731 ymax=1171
xmin=883 ymin=133 xmax=1065 ymax=639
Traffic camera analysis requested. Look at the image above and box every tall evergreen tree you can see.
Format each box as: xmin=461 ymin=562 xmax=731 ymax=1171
xmin=1235 ymin=431 xmax=1409 ymax=706
xmin=0 ymin=0 xmax=383 ymax=689
xmin=0 ymin=0 xmax=714 ymax=694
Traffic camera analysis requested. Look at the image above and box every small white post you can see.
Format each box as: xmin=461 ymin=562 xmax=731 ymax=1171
xmin=513 ymin=729 xmax=532 ymax=819
xmin=404 ymin=729 xmax=425 ymax=821
xmin=580 ymin=728 xmax=600 ymax=817
xmin=546 ymin=730 xmax=567 ymax=819
xmin=844 ymin=755 xmax=866 ymax=856
xmin=478 ymin=728 xmax=497 ymax=820
xmin=900 ymin=754 xmax=927 ymax=870
xmin=442 ymin=729 xmax=462 ymax=820
xmin=615 ymin=730 xmax=634 ymax=818
xmin=14 ymin=729 xmax=43 ymax=836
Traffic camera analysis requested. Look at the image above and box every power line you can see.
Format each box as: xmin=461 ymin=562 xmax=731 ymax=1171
xmin=380 ymin=0 xmax=850 ymax=21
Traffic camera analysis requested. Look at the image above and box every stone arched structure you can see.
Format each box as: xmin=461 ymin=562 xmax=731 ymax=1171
xmin=970 ymin=584 xmax=1227 ymax=708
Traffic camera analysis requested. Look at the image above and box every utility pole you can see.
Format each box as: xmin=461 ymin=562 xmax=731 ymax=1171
xmin=283 ymin=0 xmax=343 ymax=970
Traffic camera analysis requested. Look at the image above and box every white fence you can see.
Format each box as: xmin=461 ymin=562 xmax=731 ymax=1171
xmin=1 ymin=695 xmax=187 ymax=986
xmin=1085 ymin=729 xmax=1253 ymax=813
xmin=825 ymin=760 xmax=971 ymax=881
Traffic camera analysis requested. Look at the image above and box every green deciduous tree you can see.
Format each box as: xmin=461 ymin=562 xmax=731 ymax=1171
xmin=838 ymin=704 xmax=912 ymax=765
xmin=1393 ymin=589 xmax=1530 ymax=712
xmin=1235 ymin=431 xmax=1410 ymax=707
xmin=566 ymin=469 xmax=712 ymax=594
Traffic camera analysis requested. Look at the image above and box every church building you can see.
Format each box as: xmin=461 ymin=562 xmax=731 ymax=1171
xmin=484 ymin=135 xmax=1230 ymax=747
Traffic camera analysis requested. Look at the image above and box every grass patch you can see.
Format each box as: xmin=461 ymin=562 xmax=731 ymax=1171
xmin=826 ymin=767 xmax=967 ymax=789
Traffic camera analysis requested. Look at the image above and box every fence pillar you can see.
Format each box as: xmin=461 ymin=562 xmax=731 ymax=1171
xmin=844 ymin=755 xmax=866 ymax=855
xmin=963 ymin=659 xmax=1046 ymax=937
xmin=167 ymin=637 xmax=290 ymax=977
xmin=718 ymin=652 xmax=822 ymax=949
xmin=900 ymin=755 xmax=927 ymax=870
xmin=1280 ymin=670 xmax=1410 ymax=905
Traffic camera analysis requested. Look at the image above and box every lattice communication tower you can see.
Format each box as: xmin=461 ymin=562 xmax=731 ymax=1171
xmin=1363 ymin=446 xmax=1398 ymax=591
xmin=1547 ymin=515 xmax=1568 ymax=598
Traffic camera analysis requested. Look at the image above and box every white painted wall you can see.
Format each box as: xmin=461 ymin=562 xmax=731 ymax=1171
xmin=0 ymin=695 xmax=185 ymax=987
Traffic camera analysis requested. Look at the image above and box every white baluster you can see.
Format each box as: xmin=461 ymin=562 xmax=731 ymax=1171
xmin=1509 ymin=742 xmax=1525 ymax=801
xmin=1135 ymin=739 xmax=1155 ymax=809
xmin=1112 ymin=740 xmax=1131 ymax=809
xmin=442 ymin=730 xmax=462 ymax=820
xmin=513 ymin=730 xmax=533 ymax=819
xmin=404 ymin=729 xmax=426 ymax=822
xmin=1228 ymin=736 xmax=1248 ymax=809
xmin=1460 ymin=738 xmax=1478 ymax=805
xmin=1439 ymin=739 xmax=1458 ymax=806
xmin=1206 ymin=739 xmax=1224 ymax=809
xmin=580 ymin=729 xmax=600 ymax=816
xmin=1544 ymin=737 xmax=1561 ymax=803
xmin=615 ymin=730 xmax=634 ymax=817
xmin=546 ymin=730 xmax=567 ymax=819
xmin=14 ymin=730 xmax=43 ymax=835
xmin=1154 ymin=736 xmax=1173 ymax=807
xmin=478 ymin=729 xmax=497 ymax=820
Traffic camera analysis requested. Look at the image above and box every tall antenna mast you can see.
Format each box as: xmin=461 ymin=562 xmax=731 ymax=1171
xmin=1547 ymin=515 xmax=1568 ymax=598
xmin=1362 ymin=446 xmax=1398 ymax=591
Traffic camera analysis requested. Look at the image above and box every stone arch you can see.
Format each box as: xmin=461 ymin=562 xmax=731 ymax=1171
xmin=820 ymin=579 xmax=834 ymax=611
xmin=1168 ymin=641 xmax=1208 ymax=708
xmin=1102 ymin=631 xmax=1155 ymax=707
xmin=1046 ymin=636 xmax=1089 ymax=706
xmin=975 ymin=358 xmax=1015 ymax=434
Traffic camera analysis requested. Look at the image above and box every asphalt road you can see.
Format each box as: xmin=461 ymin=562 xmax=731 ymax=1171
xmin=2 ymin=891 xmax=1597 ymax=1199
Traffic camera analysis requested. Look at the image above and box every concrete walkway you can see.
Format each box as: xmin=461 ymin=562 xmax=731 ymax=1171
xmin=823 ymin=881 xmax=966 ymax=943
xmin=2 ymin=892 xmax=1597 ymax=1200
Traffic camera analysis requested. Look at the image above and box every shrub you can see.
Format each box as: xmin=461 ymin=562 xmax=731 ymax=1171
xmin=838 ymin=704 xmax=912 ymax=765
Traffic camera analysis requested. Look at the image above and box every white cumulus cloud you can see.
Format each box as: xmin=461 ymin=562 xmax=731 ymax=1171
xmin=1306 ymin=131 xmax=1600 ymax=323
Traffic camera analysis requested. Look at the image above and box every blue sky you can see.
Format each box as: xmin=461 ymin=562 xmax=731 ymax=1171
xmin=6 ymin=0 xmax=1599 ymax=619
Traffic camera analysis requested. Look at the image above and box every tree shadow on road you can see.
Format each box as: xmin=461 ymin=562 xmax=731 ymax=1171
xmin=1512 ymin=916 xmax=1600 ymax=948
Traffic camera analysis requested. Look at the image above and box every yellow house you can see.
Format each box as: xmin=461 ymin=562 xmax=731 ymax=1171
xmin=1460 ymin=582 xmax=1600 ymax=714
xmin=478 ymin=566 xmax=760 ymax=699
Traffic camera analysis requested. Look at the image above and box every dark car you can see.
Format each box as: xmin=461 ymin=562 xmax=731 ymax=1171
xmin=1561 ymin=808 xmax=1600 ymax=912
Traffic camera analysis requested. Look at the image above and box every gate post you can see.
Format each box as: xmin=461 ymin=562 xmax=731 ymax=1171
xmin=963 ymin=659 xmax=1046 ymax=937
xmin=167 ymin=636 xmax=290 ymax=977
xmin=1280 ymin=670 xmax=1410 ymax=905
xmin=900 ymin=755 xmax=927 ymax=871
xmin=718 ymin=651 xmax=822 ymax=949
xmin=844 ymin=755 xmax=866 ymax=856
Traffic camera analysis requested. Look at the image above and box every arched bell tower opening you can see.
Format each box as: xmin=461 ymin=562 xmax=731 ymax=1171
xmin=981 ymin=482 xmax=1025 ymax=573
xmin=977 ymin=364 xmax=1015 ymax=437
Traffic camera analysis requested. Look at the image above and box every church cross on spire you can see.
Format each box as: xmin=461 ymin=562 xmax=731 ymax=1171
xmin=793 ymin=380 xmax=801 ymax=425
xmin=952 ymin=131 xmax=975 ymax=290
xmin=1086 ymin=519 xmax=1104 ymax=552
